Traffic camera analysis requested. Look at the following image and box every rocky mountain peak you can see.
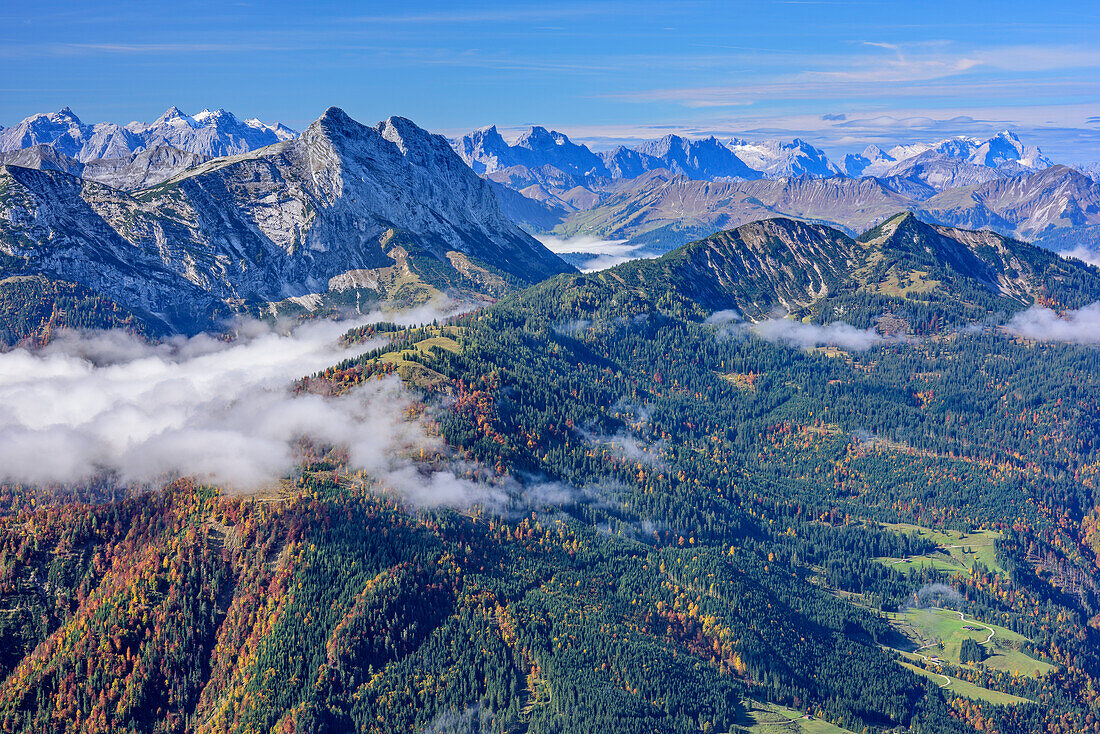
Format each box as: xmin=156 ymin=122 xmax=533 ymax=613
xmin=0 ymin=108 xmax=573 ymax=335
xmin=726 ymin=137 xmax=840 ymax=178
xmin=155 ymin=106 xmax=192 ymax=125
xmin=639 ymin=134 xmax=685 ymax=156
xmin=861 ymin=145 xmax=893 ymax=164
xmin=192 ymin=108 xmax=240 ymax=127
xmin=449 ymin=125 xmax=516 ymax=174
xmin=468 ymin=125 xmax=503 ymax=142
xmin=516 ymin=126 xmax=555 ymax=147
xmin=0 ymin=106 xmax=298 ymax=163
xmin=859 ymin=210 xmax=920 ymax=242
xmin=315 ymin=105 xmax=357 ymax=131
xmin=377 ymin=115 xmax=450 ymax=161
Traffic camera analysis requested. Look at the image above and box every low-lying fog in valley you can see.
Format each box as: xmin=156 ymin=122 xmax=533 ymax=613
xmin=536 ymin=235 xmax=651 ymax=272
xmin=0 ymin=305 xmax=488 ymax=503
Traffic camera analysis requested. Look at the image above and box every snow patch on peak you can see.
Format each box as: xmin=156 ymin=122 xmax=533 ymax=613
xmin=454 ymin=124 xmax=607 ymax=180
xmin=726 ymin=137 xmax=840 ymax=178
xmin=874 ymin=132 xmax=1049 ymax=173
xmin=515 ymin=126 xmax=566 ymax=150
xmin=155 ymin=106 xmax=193 ymax=124
xmin=450 ymin=124 xmax=514 ymax=174
xmin=192 ymin=108 xmax=238 ymax=124
xmin=0 ymin=105 xmax=300 ymax=162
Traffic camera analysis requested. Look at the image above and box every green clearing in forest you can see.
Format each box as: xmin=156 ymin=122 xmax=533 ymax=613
xmin=374 ymin=327 xmax=463 ymax=387
xmin=736 ymin=700 xmax=859 ymax=734
xmin=886 ymin=607 xmax=1054 ymax=679
xmin=876 ymin=522 xmax=1005 ymax=574
xmin=897 ymin=660 xmax=1033 ymax=705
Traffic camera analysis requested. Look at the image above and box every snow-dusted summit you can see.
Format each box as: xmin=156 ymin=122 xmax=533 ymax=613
xmin=124 ymin=106 xmax=297 ymax=157
xmin=451 ymin=125 xmax=516 ymax=175
xmin=725 ymin=138 xmax=840 ymax=178
xmin=843 ymin=131 xmax=1051 ymax=179
xmin=451 ymin=124 xmax=609 ymax=181
xmin=0 ymin=107 xmax=298 ymax=163
xmin=631 ymin=135 xmax=759 ymax=180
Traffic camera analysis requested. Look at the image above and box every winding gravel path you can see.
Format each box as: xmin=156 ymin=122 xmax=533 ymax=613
xmin=912 ymin=642 xmax=952 ymax=688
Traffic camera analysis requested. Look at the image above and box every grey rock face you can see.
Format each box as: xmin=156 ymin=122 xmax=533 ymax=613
xmin=0 ymin=108 xmax=572 ymax=332
xmin=0 ymin=145 xmax=210 ymax=190
xmin=918 ymin=165 xmax=1100 ymax=239
xmin=633 ymin=135 xmax=759 ymax=180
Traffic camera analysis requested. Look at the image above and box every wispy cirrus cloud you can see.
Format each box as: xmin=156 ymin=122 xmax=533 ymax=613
xmin=611 ymin=78 xmax=1100 ymax=111
xmin=612 ymin=43 xmax=1100 ymax=108
xmin=0 ymin=42 xmax=329 ymax=59
xmin=803 ymin=42 xmax=980 ymax=84
xmin=4 ymin=0 xmax=1100 ymax=168
xmin=346 ymin=3 xmax=645 ymax=25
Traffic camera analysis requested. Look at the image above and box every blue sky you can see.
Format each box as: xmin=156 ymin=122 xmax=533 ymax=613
xmin=2 ymin=0 xmax=1100 ymax=161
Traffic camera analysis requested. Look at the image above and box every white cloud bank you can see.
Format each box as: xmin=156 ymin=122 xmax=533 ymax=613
xmin=1059 ymin=246 xmax=1100 ymax=269
xmin=536 ymin=235 xmax=649 ymax=272
xmin=1005 ymin=302 xmax=1100 ymax=345
xmin=751 ymin=318 xmax=885 ymax=351
xmin=704 ymin=311 xmax=887 ymax=350
xmin=703 ymin=309 xmax=742 ymax=325
xmin=0 ymin=316 xmax=498 ymax=505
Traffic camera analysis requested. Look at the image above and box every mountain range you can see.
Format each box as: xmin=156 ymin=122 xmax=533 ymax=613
xmin=4 ymin=107 xmax=1099 ymax=267
xmin=842 ymin=131 xmax=1050 ymax=178
xmin=543 ymin=163 xmax=1100 ymax=258
xmin=2 ymin=104 xmax=1099 ymax=334
xmin=0 ymin=107 xmax=300 ymax=191
xmin=0 ymin=143 xmax=210 ymax=190
xmin=446 ymin=123 xmax=1100 ymax=264
xmin=0 ymin=108 xmax=572 ymax=341
xmin=0 ymin=106 xmax=296 ymax=162
xmin=450 ymin=125 xmax=1055 ymax=197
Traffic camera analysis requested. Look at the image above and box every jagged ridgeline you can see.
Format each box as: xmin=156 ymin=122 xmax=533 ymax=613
xmin=452 ymin=121 xmax=1100 ymax=260
xmin=0 ymin=107 xmax=575 ymax=341
xmin=518 ymin=213 xmax=1100 ymax=330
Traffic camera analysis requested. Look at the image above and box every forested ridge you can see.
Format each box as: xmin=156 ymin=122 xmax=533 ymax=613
xmin=0 ymin=217 xmax=1098 ymax=732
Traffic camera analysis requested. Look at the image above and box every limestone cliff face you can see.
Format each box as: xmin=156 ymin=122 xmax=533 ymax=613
xmin=0 ymin=108 xmax=572 ymax=332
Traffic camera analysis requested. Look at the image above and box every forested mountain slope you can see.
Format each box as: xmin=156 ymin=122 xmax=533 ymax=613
xmin=0 ymin=215 xmax=1096 ymax=733
xmin=537 ymin=213 xmax=1100 ymax=327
